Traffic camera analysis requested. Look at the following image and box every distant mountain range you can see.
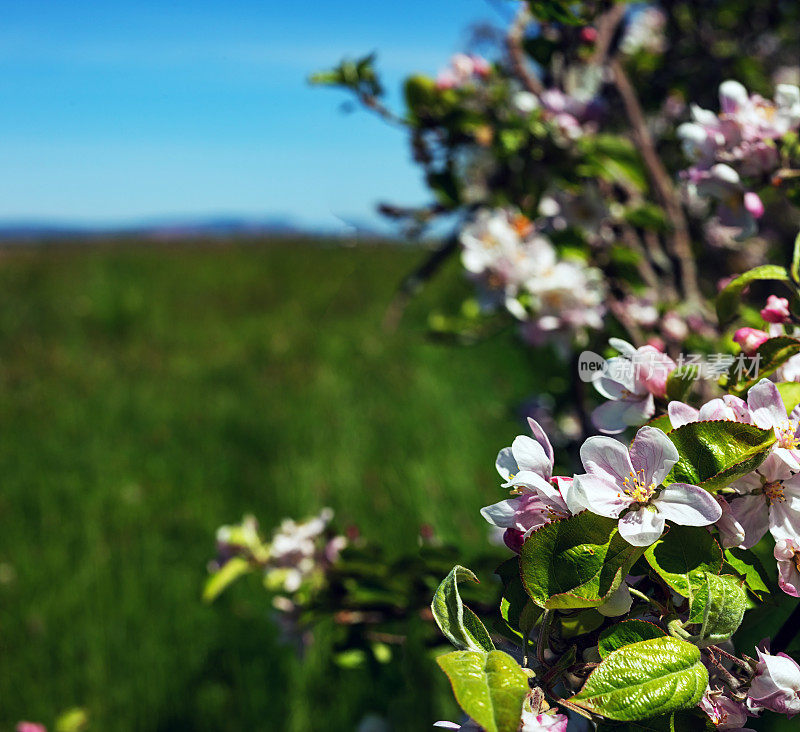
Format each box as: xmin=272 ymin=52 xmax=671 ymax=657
xmin=0 ymin=215 xmax=395 ymax=243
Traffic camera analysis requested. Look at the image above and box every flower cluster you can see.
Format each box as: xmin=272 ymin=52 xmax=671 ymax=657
xmin=459 ymin=208 xmax=605 ymax=345
xmin=436 ymin=53 xmax=491 ymax=90
xmin=211 ymin=508 xmax=346 ymax=598
xmin=678 ymin=80 xmax=800 ymax=238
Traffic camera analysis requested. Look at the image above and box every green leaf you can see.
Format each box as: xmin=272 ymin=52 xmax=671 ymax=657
xmin=496 ymin=558 xmax=541 ymax=641
xmin=729 ymin=336 xmax=800 ymax=391
xmin=644 ymin=526 xmax=723 ymax=599
xmin=791 ymin=230 xmax=800 ymax=285
xmin=687 ymin=573 xmax=748 ymax=646
xmin=716 ymin=264 xmax=790 ymax=325
xmin=203 ymin=557 xmax=252 ymax=603
xmin=436 ymin=650 xmax=529 ymax=732
xmin=665 ymin=367 xmax=694 ymax=402
xmin=778 ymin=382 xmax=800 ymax=415
xmin=724 ymin=547 xmax=771 ymax=599
xmin=519 ymin=512 xmax=645 ymax=610
xmin=560 ymin=609 xmax=604 ymax=639
xmin=431 ymin=565 xmax=495 ymax=652
xmin=598 ymin=620 xmax=666 ymax=658
xmin=666 ymin=420 xmax=775 ymax=491
xmin=570 ymin=637 xmax=708 ymax=721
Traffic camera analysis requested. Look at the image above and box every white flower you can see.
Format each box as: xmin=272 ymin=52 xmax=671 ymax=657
xmin=572 ymin=426 xmax=722 ymax=546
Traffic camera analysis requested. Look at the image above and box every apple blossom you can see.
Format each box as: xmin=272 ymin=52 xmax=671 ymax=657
xmin=747 ymin=378 xmax=800 ymax=468
xmin=699 ymin=687 xmax=753 ymax=730
xmin=16 ymin=724 xmax=47 ymax=732
xmin=761 ymin=295 xmax=791 ymax=324
xmin=728 ymin=454 xmax=800 ymax=548
xmin=571 ymin=426 xmax=722 ymax=546
xmin=774 ymin=538 xmax=800 ymax=597
xmin=481 ymin=418 xmax=572 ymax=549
xmin=748 ymin=649 xmax=800 ymax=717
xmin=714 ymin=495 xmax=747 ymax=549
xmin=434 ymin=711 xmax=568 ymax=732
xmin=591 ymin=339 xmax=675 ymax=434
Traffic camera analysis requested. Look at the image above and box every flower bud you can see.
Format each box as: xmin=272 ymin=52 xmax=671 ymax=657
xmin=761 ymin=295 xmax=791 ymax=324
xmin=733 ymin=327 xmax=769 ymax=355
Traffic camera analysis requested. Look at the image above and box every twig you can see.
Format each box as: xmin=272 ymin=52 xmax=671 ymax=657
xmin=706 ymin=645 xmax=754 ymax=673
xmin=537 ymin=610 xmax=552 ymax=668
xmin=590 ymin=3 xmax=627 ymax=65
xmin=507 ymin=5 xmax=544 ymax=96
xmin=609 ymin=58 xmax=703 ymax=309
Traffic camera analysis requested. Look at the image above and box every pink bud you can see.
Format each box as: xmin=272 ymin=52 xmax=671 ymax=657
xmin=435 ymin=70 xmax=457 ymax=90
xmin=761 ymin=295 xmax=791 ymax=324
xmin=16 ymin=724 xmax=47 ymax=732
xmin=744 ymin=191 xmax=765 ymax=219
xmin=580 ymin=27 xmax=598 ymax=43
xmin=646 ymin=336 xmax=666 ymax=351
xmin=733 ymin=327 xmax=770 ymax=355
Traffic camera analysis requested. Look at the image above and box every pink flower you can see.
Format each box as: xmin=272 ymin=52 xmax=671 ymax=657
xmin=733 ymin=327 xmax=770 ymax=355
xmin=520 ymin=711 xmax=569 ymax=731
xmin=761 ymin=295 xmax=791 ymax=324
xmin=775 ymin=538 xmax=800 ymax=597
xmin=580 ymin=27 xmax=598 ymax=43
xmin=571 ymin=426 xmax=722 ymax=546
xmin=699 ymin=687 xmax=751 ymax=729
xmin=748 ymin=649 xmax=800 ymax=716
xmin=469 ymin=54 xmax=491 ymax=78
xmin=480 ymin=419 xmax=572 ymax=548
xmin=16 ymin=725 xmax=47 ymax=732
xmin=747 ymin=378 xmax=800 ymax=468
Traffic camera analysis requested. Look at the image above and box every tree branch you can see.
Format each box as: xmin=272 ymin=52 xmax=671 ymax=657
xmin=507 ymin=5 xmax=544 ymax=96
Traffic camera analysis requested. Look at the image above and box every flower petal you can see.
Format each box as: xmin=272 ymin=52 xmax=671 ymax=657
xmin=728 ymin=494 xmax=770 ymax=549
xmin=511 ymin=435 xmax=551 ymax=477
xmin=629 ymin=426 xmax=679 ymax=486
xmin=495 ymin=446 xmax=518 ymax=480
xmin=597 ymin=582 xmax=633 ymax=617
xmin=580 ymin=436 xmax=635 ymax=484
xmin=527 ymin=417 xmax=554 ymax=474
xmin=618 ymin=507 xmax=666 ymax=546
xmin=572 ymin=473 xmax=631 ymax=518
xmin=667 ymin=401 xmax=699 ymax=428
xmin=654 ymin=483 xmax=722 ymax=526
xmin=748 ymin=378 xmax=787 ymax=431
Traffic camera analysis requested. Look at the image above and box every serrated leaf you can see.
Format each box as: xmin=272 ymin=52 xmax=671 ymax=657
xmin=519 ymin=512 xmax=645 ymax=610
xmin=687 ymin=573 xmax=748 ymax=646
xmin=644 ymin=526 xmax=723 ymax=599
xmin=570 ymin=637 xmax=708 ymax=721
xmin=203 ymin=557 xmax=251 ymax=603
xmin=724 ymin=547 xmax=771 ymax=599
xmin=716 ymin=265 xmax=790 ymax=325
xmin=432 ymin=565 xmax=495 ymax=652
xmin=598 ymin=620 xmax=666 ymax=658
xmin=666 ymin=420 xmax=775 ymax=491
xmin=729 ymin=336 xmax=800 ymax=392
xmin=436 ymin=650 xmax=529 ymax=732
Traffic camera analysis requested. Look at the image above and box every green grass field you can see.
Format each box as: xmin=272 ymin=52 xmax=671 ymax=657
xmin=0 ymin=240 xmax=542 ymax=731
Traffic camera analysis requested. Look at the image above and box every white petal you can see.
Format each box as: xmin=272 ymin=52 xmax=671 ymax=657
xmin=618 ymin=507 xmax=666 ymax=546
xmin=747 ymin=378 xmax=786 ymax=430
xmin=668 ymin=401 xmax=699 ymax=428
xmin=511 ymin=435 xmax=551 ymax=477
xmin=480 ymin=499 xmax=518 ymax=528
xmin=654 ymin=484 xmax=722 ymax=526
xmin=580 ymin=436 xmax=635 ymax=484
xmin=597 ymin=582 xmax=633 ymax=617
xmin=629 ymin=426 xmax=679 ymax=486
xmin=527 ymin=417 xmax=554 ymax=471
xmin=572 ymin=473 xmax=631 ymax=518
xmin=728 ymin=494 xmax=770 ymax=549
xmin=495 ymin=447 xmax=518 ymax=480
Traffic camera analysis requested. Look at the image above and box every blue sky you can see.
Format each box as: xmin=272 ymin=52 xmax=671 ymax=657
xmin=0 ymin=0 xmax=507 ymax=230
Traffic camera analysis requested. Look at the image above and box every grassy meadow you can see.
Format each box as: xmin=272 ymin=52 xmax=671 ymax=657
xmin=0 ymin=239 xmax=548 ymax=731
